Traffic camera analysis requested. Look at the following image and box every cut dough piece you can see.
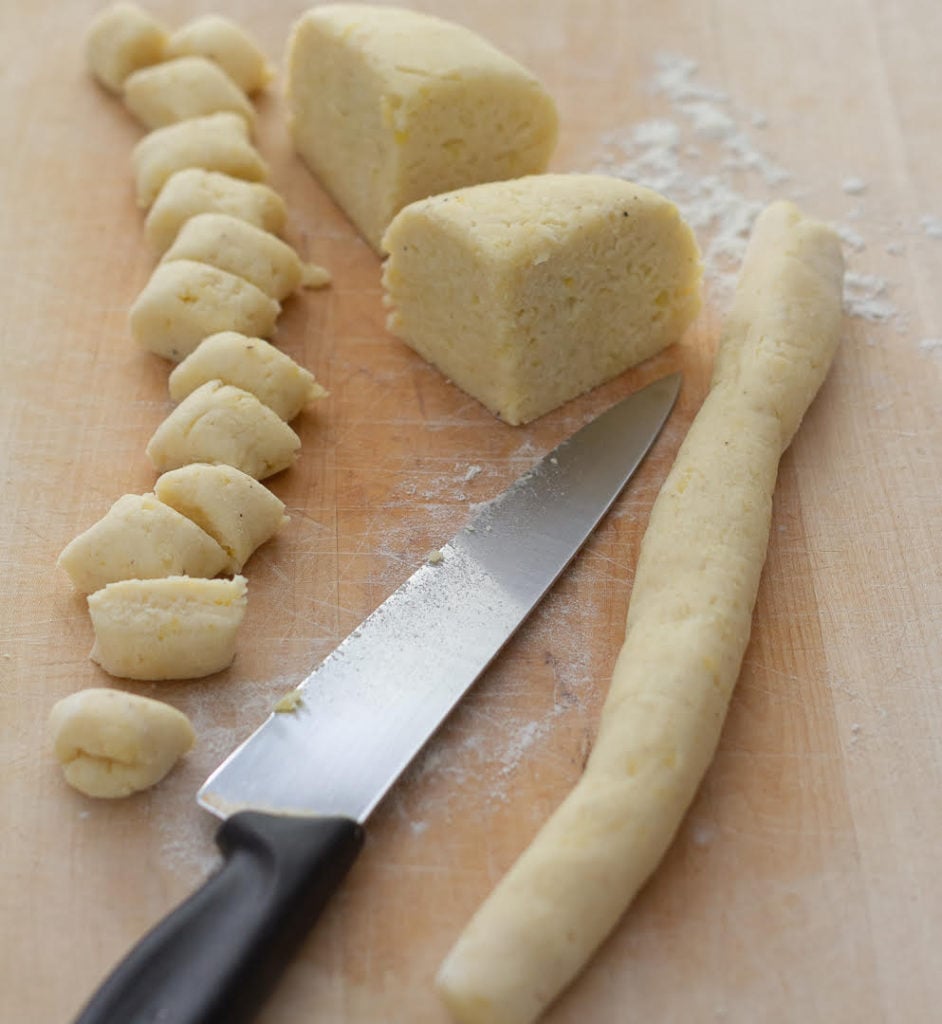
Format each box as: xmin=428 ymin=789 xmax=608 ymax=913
xmin=167 ymin=14 xmax=274 ymax=94
xmin=85 ymin=2 xmax=168 ymax=93
xmin=285 ymin=4 xmax=558 ymax=251
xmin=123 ymin=56 xmax=255 ymax=131
xmin=130 ymin=259 xmax=280 ymax=362
xmin=146 ymin=380 xmax=301 ymax=480
xmin=436 ymin=201 xmax=844 ymax=1024
xmin=161 ymin=213 xmax=326 ymax=301
xmin=168 ymin=331 xmax=327 ymax=421
xmin=49 ymin=689 xmax=195 ymax=798
xmin=132 ymin=112 xmax=268 ymax=208
xmin=155 ymin=463 xmax=288 ymax=572
xmin=382 ymin=174 xmax=701 ymax=425
xmin=57 ymin=492 xmax=229 ymax=594
xmin=145 ymin=169 xmax=287 ymax=255
xmin=88 ymin=576 xmax=248 ymax=680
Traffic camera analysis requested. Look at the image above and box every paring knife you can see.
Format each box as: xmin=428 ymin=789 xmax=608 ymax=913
xmin=73 ymin=372 xmax=681 ymax=1024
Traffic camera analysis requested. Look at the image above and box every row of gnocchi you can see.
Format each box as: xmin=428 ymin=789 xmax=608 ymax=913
xmin=51 ymin=4 xmax=330 ymax=800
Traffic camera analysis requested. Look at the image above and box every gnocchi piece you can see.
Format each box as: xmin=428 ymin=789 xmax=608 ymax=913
xmin=145 ymin=169 xmax=287 ymax=255
xmin=85 ymin=2 xmax=168 ymax=94
xmin=57 ymin=492 xmax=229 ymax=594
xmin=382 ymin=174 xmax=701 ymax=425
xmin=88 ymin=576 xmax=248 ymax=680
xmin=123 ymin=56 xmax=255 ymax=131
xmin=49 ymin=689 xmax=195 ymax=799
xmin=167 ymin=14 xmax=274 ymax=95
xmin=146 ymin=380 xmax=301 ymax=480
xmin=132 ymin=112 xmax=268 ymax=208
xmin=161 ymin=213 xmax=328 ymax=301
xmin=155 ymin=463 xmax=288 ymax=573
xmin=285 ymin=4 xmax=558 ymax=251
xmin=168 ymin=331 xmax=327 ymax=421
xmin=130 ymin=259 xmax=280 ymax=362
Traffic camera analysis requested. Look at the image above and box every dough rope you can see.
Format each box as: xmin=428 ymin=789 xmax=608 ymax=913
xmin=436 ymin=200 xmax=845 ymax=1024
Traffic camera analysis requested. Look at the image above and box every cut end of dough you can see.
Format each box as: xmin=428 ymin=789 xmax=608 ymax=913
xmin=382 ymin=173 xmax=702 ymax=424
xmin=88 ymin=575 xmax=249 ymax=680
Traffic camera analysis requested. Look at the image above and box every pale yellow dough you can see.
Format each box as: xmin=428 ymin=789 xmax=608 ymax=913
xmin=123 ymin=56 xmax=255 ymax=131
xmin=436 ymin=201 xmax=845 ymax=1023
xmin=49 ymin=689 xmax=195 ymax=798
xmin=85 ymin=2 xmax=168 ymax=94
xmin=88 ymin=576 xmax=248 ymax=680
xmin=168 ymin=331 xmax=327 ymax=421
xmin=382 ymin=174 xmax=701 ymax=425
xmin=145 ymin=169 xmax=287 ymax=255
xmin=57 ymin=493 xmax=228 ymax=594
xmin=167 ymin=15 xmax=274 ymax=95
xmin=285 ymin=4 xmax=558 ymax=251
xmin=146 ymin=380 xmax=301 ymax=480
xmin=130 ymin=259 xmax=280 ymax=362
xmin=161 ymin=213 xmax=324 ymax=301
xmin=132 ymin=112 xmax=268 ymax=208
xmin=155 ymin=463 xmax=288 ymax=573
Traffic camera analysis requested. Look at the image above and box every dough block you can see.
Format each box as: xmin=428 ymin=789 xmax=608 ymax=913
xmin=123 ymin=56 xmax=255 ymax=131
xmin=49 ymin=689 xmax=195 ymax=798
xmin=167 ymin=14 xmax=274 ymax=94
xmin=57 ymin=492 xmax=228 ymax=594
xmin=168 ymin=331 xmax=327 ymax=421
xmin=155 ymin=463 xmax=288 ymax=572
xmin=285 ymin=4 xmax=558 ymax=251
xmin=85 ymin=2 xmax=168 ymax=93
xmin=161 ymin=213 xmax=310 ymax=301
xmin=146 ymin=380 xmax=301 ymax=480
xmin=130 ymin=259 xmax=280 ymax=362
xmin=382 ymin=174 xmax=702 ymax=425
xmin=132 ymin=112 xmax=268 ymax=208
xmin=88 ymin=576 xmax=248 ymax=680
xmin=145 ymin=169 xmax=286 ymax=255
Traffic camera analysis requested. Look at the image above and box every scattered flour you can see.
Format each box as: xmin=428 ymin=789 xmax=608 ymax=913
xmin=920 ymin=214 xmax=942 ymax=240
xmin=590 ymin=52 xmax=936 ymax=351
xmin=841 ymin=177 xmax=868 ymax=196
xmin=463 ymin=464 xmax=483 ymax=483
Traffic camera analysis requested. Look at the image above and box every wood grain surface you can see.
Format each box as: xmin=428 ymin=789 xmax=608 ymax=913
xmin=1 ymin=2 xmax=940 ymax=1022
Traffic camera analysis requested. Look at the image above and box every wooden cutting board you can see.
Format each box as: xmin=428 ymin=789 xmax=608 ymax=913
xmin=2 ymin=1 xmax=940 ymax=1021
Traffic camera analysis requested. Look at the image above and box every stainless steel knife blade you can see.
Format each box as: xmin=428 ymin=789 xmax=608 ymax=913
xmin=199 ymin=371 xmax=681 ymax=824
xmin=72 ymin=372 xmax=680 ymax=1024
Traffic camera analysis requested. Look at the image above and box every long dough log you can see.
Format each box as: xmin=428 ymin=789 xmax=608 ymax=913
xmin=436 ymin=200 xmax=844 ymax=1024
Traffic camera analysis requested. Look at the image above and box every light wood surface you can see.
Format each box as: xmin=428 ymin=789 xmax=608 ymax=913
xmin=2 ymin=2 xmax=940 ymax=1022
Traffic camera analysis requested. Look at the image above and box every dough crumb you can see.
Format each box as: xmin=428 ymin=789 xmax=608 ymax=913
xmin=274 ymin=690 xmax=304 ymax=713
xmin=425 ymin=549 xmax=445 ymax=565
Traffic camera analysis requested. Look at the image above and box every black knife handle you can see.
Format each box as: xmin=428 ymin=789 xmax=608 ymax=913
xmin=73 ymin=812 xmax=364 ymax=1024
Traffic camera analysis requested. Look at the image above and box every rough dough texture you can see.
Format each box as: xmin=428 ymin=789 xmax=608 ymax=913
xmin=382 ymin=174 xmax=701 ymax=425
xmin=123 ymin=56 xmax=255 ymax=131
xmin=146 ymin=380 xmax=301 ymax=480
xmin=145 ymin=169 xmax=287 ymax=255
xmin=161 ymin=213 xmax=314 ymax=301
xmin=49 ymin=689 xmax=195 ymax=798
xmin=130 ymin=259 xmax=280 ymax=362
xmin=285 ymin=4 xmax=558 ymax=251
xmin=168 ymin=331 xmax=327 ymax=421
xmin=85 ymin=2 xmax=168 ymax=94
xmin=88 ymin=576 xmax=248 ymax=680
xmin=436 ymin=201 xmax=845 ymax=1023
xmin=155 ymin=463 xmax=288 ymax=572
xmin=57 ymin=492 xmax=228 ymax=594
xmin=167 ymin=14 xmax=274 ymax=94
xmin=132 ymin=112 xmax=268 ymax=208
